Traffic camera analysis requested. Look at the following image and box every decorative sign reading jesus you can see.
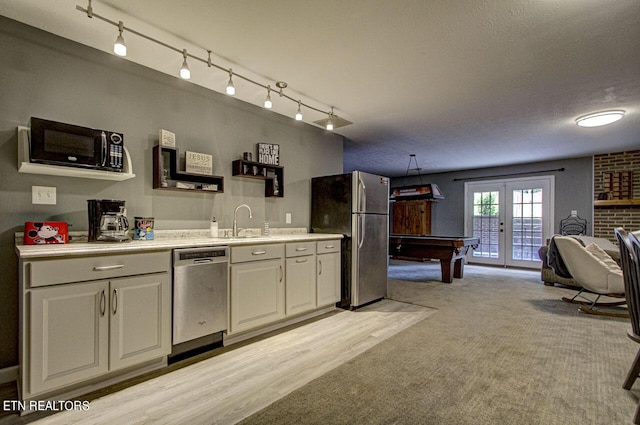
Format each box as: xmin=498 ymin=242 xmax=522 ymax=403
xmin=257 ymin=143 xmax=280 ymax=166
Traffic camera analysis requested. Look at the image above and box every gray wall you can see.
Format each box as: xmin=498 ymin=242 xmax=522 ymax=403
xmin=391 ymin=157 xmax=594 ymax=236
xmin=0 ymin=17 xmax=343 ymax=369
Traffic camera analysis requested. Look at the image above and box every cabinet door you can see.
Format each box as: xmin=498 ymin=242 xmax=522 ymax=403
xmin=392 ymin=200 xmax=431 ymax=235
xmin=285 ymin=256 xmax=316 ymax=316
xmin=29 ymin=280 xmax=109 ymax=396
xmin=109 ymin=273 xmax=171 ymax=371
xmin=317 ymin=252 xmax=341 ymax=307
xmin=230 ymin=259 xmax=285 ymax=334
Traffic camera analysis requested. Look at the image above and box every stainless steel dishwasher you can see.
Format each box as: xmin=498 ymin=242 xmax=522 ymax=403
xmin=171 ymin=246 xmax=228 ymax=358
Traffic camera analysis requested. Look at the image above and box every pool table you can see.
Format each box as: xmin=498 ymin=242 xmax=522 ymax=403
xmin=389 ymin=235 xmax=479 ymax=283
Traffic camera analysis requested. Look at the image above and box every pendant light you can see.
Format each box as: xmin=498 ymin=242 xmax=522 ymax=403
xmin=179 ymin=49 xmax=191 ymax=80
xmin=113 ymin=21 xmax=126 ymax=57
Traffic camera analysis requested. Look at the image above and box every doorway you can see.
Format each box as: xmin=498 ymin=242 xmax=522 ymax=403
xmin=464 ymin=176 xmax=554 ymax=269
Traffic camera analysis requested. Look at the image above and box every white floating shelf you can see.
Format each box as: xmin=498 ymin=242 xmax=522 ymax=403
xmin=17 ymin=127 xmax=135 ymax=181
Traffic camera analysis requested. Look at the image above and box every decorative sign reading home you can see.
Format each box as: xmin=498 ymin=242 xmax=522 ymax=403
xmin=185 ymin=151 xmax=213 ymax=175
xmin=159 ymin=129 xmax=176 ymax=147
xmin=257 ymin=143 xmax=280 ymax=166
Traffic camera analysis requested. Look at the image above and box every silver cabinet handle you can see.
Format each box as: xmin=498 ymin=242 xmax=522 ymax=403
xmin=100 ymin=290 xmax=106 ymax=317
xmin=279 ymin=265 xmax=283 ymax=282
xmin=93 ymin=264 xmax=125 ymax=272
xmin=325 ymin=244 xmax=335 ymax=249
xmin=252 ymin=250 xmax=267 ymax=255
xmin=112 ymin=288 xmax=118 ymax=315
xmin=295 ymin=247 xmax=308 ymax=252
xmin=319 ymin=260 xmax=322 ymax=275
xmin=296 ymin=258 xmax=308 ymax=263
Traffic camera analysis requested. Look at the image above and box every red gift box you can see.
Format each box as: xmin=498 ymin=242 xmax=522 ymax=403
xmin=24 ymin=222 xmax=69 ymax=245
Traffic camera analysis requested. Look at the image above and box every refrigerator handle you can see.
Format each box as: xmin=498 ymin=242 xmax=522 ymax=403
xmin=358 ymin=214 xmax=365 ymax=248
xmin=358 ymin=175 xmax=366 ymax=213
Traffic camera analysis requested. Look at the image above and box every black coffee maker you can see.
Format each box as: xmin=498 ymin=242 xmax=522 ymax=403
xmin=87 ymin=199 xmax=126 ymax=242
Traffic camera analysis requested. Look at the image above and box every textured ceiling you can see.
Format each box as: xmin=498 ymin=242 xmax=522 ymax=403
xmin=2 ymin=0 xmax=639 ymax=177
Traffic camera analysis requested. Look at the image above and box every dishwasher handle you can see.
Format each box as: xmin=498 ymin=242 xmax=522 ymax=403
xmin=193 ymin=258 xmax=213 ymax=264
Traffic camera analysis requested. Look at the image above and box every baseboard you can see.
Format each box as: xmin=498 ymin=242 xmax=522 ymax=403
xmin=0 ymin=365 xmax=19 ymax=385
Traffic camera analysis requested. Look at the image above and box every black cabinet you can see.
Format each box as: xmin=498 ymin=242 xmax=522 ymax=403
xmin=232 ymin=159 xmax=284 ymax=197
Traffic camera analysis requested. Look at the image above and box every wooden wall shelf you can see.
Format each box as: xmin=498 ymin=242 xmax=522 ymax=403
xmin=232 ymin=159 xmax=284 ymax=197
xmin=153 ymin=145 xmax=224 ymax=193
xmin=594 ymin=199 xmax=640 ymax=207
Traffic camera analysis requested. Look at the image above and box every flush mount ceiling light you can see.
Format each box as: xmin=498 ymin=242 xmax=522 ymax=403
xmin=576 ymin=110 xmax=625 ymax=128
xmin=77 ymin=0 xmax=350 ymax=128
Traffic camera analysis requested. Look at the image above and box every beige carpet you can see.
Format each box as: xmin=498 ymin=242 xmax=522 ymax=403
xmin=240 ymin=260 xmax=639 ymax=425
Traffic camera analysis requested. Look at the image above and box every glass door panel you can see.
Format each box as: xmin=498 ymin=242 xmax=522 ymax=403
xmin=465 ymin=177 xmax=553 ymax=269
xmin=466 ymin=184 xmax=505 ymax=266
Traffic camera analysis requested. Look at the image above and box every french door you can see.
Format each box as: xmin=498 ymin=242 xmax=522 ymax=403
xmin=464 ymin=176 xmax=554 ymax=268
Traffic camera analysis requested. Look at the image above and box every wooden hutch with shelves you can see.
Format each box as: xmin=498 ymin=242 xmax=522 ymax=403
xmin=390 ymin=183 xmax=444 ymax=236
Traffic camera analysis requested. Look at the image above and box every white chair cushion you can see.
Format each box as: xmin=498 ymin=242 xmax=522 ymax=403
xmin=585 ymin=243 xmax=621 ymax=271
xmin=554 ymin=236 xmax=624 ymax=295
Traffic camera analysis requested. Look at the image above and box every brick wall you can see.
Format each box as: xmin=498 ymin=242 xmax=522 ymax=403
xmin=593 ymin=150 xmax=640 ymax=242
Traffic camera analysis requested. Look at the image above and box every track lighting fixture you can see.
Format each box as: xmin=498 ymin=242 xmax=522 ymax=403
xmin=113 ymin=21 xmax=126 ymax=56
xmin=78 ymin=1 xmax=351 ymax=129
xmin=295 ymin=100 xmax=303 ymax=121
xmin=179 ymin=49 xmax=190 ymax=80
xmin=264 ymin=86 xmax=273 ymax=109
xmin=226 ymin=69 xmax=235 ymax=96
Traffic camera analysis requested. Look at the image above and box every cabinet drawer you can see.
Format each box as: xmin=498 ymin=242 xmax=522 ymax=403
xmin=26 ymin=251 xmax=171 ymax=288
xmin=231 ymin=244 xmax=284 ymax=263
xmin=285 ymin=242 xmax=316 ymax=258
xmin=316 ymin=240 xmax=340 ymax=254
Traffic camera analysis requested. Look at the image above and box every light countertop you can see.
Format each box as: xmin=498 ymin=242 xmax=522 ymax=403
xmin=16 ymin=230 xmax=343 ymax=259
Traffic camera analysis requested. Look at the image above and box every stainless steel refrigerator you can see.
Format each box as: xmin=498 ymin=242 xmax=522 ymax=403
xmin=311 ymin=171 xmax=389 ymax=309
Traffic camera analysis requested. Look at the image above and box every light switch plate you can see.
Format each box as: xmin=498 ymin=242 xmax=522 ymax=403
xmin=286 ymin=213 xmax=292 ymax=224
xmin=571 ymin=210 xmax=577 ymax=216
xmin=32 ymin=186 xmax=56 ymax=205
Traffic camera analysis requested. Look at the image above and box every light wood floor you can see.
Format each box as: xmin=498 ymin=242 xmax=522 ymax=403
xmin=28 ymin=299 xmax=434 ymax=425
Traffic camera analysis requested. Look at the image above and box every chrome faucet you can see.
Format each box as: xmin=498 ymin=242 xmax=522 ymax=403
xmin=233 ymin=204 xmax=253 ymax=237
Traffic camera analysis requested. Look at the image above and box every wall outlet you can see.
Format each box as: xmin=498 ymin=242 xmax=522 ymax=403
xmin=32 ymin=186 xmax=56 ymax=205
xmin=286 ymin=213 xmax=292 ymax=224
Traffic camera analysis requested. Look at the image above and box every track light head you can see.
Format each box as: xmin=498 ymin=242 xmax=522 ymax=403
xmin=113 ymin=21 xmax=126 ymax=56
xmin=326 ymin=108 xmax=335 ymax=130
xmin=226 ymin=68 xmax=235 ymax=95
xmin=180 ymin=49 xmax=190 ymax=80
xmin=264 ymin=86 xmax=272 ymax=109
xmin=295 ymin=100 xmax=303 ymax=121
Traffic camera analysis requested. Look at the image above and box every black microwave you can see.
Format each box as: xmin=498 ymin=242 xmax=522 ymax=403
xmin=29 ymin=117 xmax=124 ymax=172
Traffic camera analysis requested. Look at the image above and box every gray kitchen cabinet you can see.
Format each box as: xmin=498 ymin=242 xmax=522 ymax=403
xmin=29 ymin=280 xmax=109 ymax=395
xmin=20 ymin=251 xmax=171 ymax=399
xmin=285 ymin=242 xmax=316 ymax=316
xmin=229 ymin=244 xmax=285 ymax=334
xmin=316 ymin=240 xmax=341 ymax=307
xmin=109 ymin=274 xmax=171 ymax=371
